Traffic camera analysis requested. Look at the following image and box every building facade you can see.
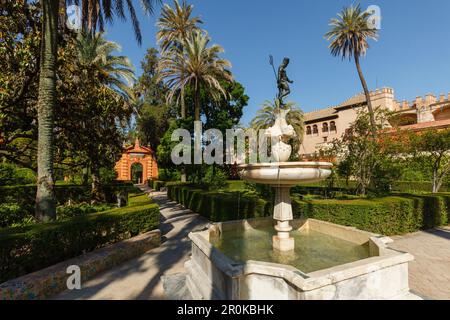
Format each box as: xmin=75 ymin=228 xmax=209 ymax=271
xmin=300 ymin=88 xmax=450 ymax=157
xmin=114 ymin=138 xmax=158 ymax=183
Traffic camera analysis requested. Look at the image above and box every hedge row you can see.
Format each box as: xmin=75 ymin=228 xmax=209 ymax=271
xmin=294 ymin=193 xmax=450 ymax=236
xmin=167 ymin=184 xmax=450 ymax=236
xmin=296 ymin=180 xmax=450 ymax=193
xmin=0 ymin=194 xmax=159 ymax=283
xmin=0 ymin=182 xmax=136 ymax=208
xmin=148 ymin=180 xmax=166 ymax=191
xmin=167 ymin=184 xmax=271 ymax=222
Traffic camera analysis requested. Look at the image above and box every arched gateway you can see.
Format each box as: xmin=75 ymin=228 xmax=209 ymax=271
xmin=114 ymin=138 xmax=158 ymax=183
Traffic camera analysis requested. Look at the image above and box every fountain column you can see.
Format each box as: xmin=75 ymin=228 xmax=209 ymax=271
xmin=272 ymin=186 xmax=294 ymax=251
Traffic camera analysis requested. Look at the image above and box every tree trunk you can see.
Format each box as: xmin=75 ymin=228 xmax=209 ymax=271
xmin=180 ymin=86 xmax=186 ymax=119
xmin=354 ymin=54 xmax=377 ymax=138
xmin=432 ymin=169 xmax=439 ymax=193
xmin=180 ymin=87 xmax=187 ymax=182
xmin=91 ymin=162 xmax=104 ymax=202
xmin=35 ymin=0 xmax=59 ymax=221
xmin=194 ymin=87 xmax=201 ymax=122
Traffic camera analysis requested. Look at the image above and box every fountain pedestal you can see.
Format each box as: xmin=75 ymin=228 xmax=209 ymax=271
xmin=273 ymin=186 xmax=294 ymax=251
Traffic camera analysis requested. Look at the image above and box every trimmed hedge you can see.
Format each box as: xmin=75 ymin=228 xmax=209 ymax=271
xmin=148 ymin=180 xmax=166 ymax=191
xmin=392 ymin=181 xmax=450 ymax=193
xmin=167 ymin=184 xmax=271 ymax=222
xmin=167 ymin=183 xmax=449 ymax=236
xmin=0 ymin=194 xmax=159 ymax=283
xmin=294 ymin=193 xmax=450 ymax=236
xmin=0 ymin=182 xmax=136 ymax=208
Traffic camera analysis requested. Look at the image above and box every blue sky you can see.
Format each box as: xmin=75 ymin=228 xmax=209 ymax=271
xmin=104 ymin=0 xmax=450 ymax=126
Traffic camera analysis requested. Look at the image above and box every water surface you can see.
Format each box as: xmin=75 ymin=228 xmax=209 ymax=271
xmin=210 ymin=226 xmax=370 ymax=273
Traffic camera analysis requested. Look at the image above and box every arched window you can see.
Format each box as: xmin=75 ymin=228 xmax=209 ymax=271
xmin=313 ymin=125 xmax=318 ymax=134
xmin=330 ymin=121 xmax=337 ymax=132
xmin=322 ymin=122 xmax=329 ymax=133
xmin=306 ymin=126 xmax=312 ymax=135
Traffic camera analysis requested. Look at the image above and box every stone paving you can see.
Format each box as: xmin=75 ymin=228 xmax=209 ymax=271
xmin=54 ymin=186 xmax=450 ymax=300
xmin=54 ymin=186 xmax=208 ymax=300
xmin=389 ymin=227 xmax=450 ymax=300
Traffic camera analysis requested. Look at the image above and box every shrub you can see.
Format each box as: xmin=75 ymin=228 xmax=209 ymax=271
xmin=148 ymin=180 xmax=166 ymax=191
xmin=0 ymin=164 xmax=36 ymax=186
xmin=0 ymin=182 xmax=135 ymax=211
xmin=202 ymin=166 xmax=228 ymax=190
xmin=0 ymin=194 xmax=159 ymax=283
xmin=0 ymin=203 xmax=30 ymax=228
xmin=56 ymin=203 xmax=114 ymax=220
xmin=167 ymin=184 xmax=270 ymax=222
xmin=158 ymin=168 xmax=180 ymax=181
xmin=294 ymin=193 xmax=450 ymax=235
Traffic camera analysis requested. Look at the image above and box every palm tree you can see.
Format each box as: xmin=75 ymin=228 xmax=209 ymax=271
xmin=250 ymin=99 xmax=304 ymax=146
xmin=35 ymin=0 xmax=159 ymax=221
xmin=75 ymin=33 xmax=136 ymax=199
xmin=325 ymin=4 xmax=378 ymax=137
xmin=157 ymin=0 xmax=203 ymax=53
xmin=75 ymin=32 xmax=136 ymax=99
xmin=158 ymin=30 xmax=233 ymax=122
xmin=157 ymin=0 xmax=202 ymax=118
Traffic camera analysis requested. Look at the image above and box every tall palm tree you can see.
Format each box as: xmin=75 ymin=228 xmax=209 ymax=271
xmin=250 ymin=99 xmax=304 ymax=146
xmin=75 ymin=32 xmax=136 ymax=99
xmin=325 ymin=4 xmax=378 ymax=137
xmin=157 ymin=0 xmax=202 ymax=118
xmin=158 ymin=30 xmax=233 ymax=122
xmin=74 ymin=33 xmax=135 ymax=200
xmin=35 ymin=0 xmax=159 ymax=221
xmin=157 ymin=0 xmax=203 ymax=53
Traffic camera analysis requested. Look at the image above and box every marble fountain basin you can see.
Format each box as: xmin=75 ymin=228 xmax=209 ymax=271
xmin=185 ymin=218 xmax=420 ymax=300
xmin=238 ymin=162 xmax=333 ymax=186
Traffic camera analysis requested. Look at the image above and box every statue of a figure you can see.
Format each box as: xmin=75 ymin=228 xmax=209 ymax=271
xmin=277 ymin=57 xmax=293 ymax=104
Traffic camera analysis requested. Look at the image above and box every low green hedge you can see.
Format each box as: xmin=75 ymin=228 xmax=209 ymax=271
xmin=294 ymin=193 xmax=450 ymax=235
xmin=167 ymin=184 xmax=271 ymax=222
xmin=148 ymin=180 xmax=166 ymax=191
xmin=0 ymin=182 xmax=135 ymax=206
xmin=392 ymin=181 xmax=450 ymax=193
xmin=0 ymin=194 xmax=159 ymax=283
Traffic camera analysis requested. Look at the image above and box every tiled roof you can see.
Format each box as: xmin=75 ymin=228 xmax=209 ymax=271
xmin=336 ymin=92 xmax=366 ymax=108
xmin=396 ymin=118 xmax=450 ymax=132
xmin=304 ymin=107 xmax=338 ymax=122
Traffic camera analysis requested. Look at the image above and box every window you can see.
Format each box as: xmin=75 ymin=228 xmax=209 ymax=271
xmin=330 ymin=121 xmax=337 ymax=132
xmin=323 ymin=137 xmax=328 ymax=142
xmin=313 ymin=125 xmax=318 ymax=134
xmin=306 ymin=126 xmax=312 ymax=135
xmin=322 ymin=122 xmax=329 ymax=133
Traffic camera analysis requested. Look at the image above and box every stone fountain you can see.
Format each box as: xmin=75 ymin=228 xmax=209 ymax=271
xmin=238 ymin=107 xmax=332 ymax=252
xmin=180 ymin=57 xmax=419 ymax=300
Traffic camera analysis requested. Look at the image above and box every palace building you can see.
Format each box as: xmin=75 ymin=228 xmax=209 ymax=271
xmin=114 ymin=138 xmax=158 ymax=184
xmin=300 ymin=88 xmax=450 ymax=157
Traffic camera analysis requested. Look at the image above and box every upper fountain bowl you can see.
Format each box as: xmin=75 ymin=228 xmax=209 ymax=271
xmin=238 ymin=162 xmax=333 ymax=186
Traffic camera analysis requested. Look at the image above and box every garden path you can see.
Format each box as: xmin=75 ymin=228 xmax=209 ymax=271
xmin=389 ymin=227 xmax=450 ymax=300
xmin=54 ymin=185 xmax=209 ymax=300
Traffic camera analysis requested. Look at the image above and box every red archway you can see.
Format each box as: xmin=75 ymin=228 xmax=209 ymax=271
xmin=114 ymin=138 xmax=158 ymax=183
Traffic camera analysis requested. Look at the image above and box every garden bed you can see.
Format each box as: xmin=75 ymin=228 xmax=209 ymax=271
xmin=0 ymin=194 xmax=160 ymax=283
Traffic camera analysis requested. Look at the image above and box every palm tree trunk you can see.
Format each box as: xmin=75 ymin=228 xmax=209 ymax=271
xmin=194 ymin=87 xmax=201 ymax=121
xmin=354 ymin=54 xmax=377 ymax=138
xmin=35 ymin=0 xmax=59 ymax=221
xmin=180 ymin=87 xmax=187 ymax=182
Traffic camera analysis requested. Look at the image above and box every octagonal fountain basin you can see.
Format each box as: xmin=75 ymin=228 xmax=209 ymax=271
xmin=238 ymin=162 xmax=333 ymax=186
xmin=185 ymin=218 xmax=421 ymax=300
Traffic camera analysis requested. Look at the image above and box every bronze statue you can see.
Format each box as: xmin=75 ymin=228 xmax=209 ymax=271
xmin=269 ymin=55 xmax=293 ymax=106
